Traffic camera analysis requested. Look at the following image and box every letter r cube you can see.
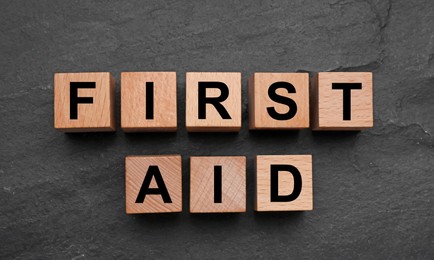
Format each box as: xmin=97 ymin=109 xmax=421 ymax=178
xmin=186 ymin=72 xmax=242 ymax=132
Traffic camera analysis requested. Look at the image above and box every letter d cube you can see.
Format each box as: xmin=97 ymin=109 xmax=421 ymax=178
xmin=255 ymin=155 xmax=313 ymax=211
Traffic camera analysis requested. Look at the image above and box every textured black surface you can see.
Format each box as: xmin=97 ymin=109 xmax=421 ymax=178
xmin=1 ymin=0 xmax=434 ymax=259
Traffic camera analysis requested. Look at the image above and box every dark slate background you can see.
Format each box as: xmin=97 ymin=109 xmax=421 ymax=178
xmin=1 ymin=0 xmax=433 ymax=259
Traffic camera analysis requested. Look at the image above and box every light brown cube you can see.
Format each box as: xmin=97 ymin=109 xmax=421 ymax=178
xmin=186 ymin=72 xmax=242 ymax=132
xmin=255 ymin=155 xmax=313 ymax=211
xmin=54 ymin=72 xmax=115 ymax=132
xmin=190 ymin=156 xmax=246 ymax=213
xmin=249 ymin=73 xmax=309 ymax=129
xmin=121 ymin=72 xmax=177 ymax=132
xmin=312 ymin=72 xmax=373 ymax=130
xmin=126 ymin=155 xmax=182 ymax=214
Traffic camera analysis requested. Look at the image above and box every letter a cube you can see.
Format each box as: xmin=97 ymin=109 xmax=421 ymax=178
xmin=125 ymin=155 xmax=182 ymax=213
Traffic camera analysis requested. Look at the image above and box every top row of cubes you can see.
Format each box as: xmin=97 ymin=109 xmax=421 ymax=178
xmin=54 ymin=72 xmax=373 ymax=132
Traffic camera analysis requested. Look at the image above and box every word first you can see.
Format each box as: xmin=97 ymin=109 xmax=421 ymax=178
xmin=54 ymin=72 xmax=373 ymax=132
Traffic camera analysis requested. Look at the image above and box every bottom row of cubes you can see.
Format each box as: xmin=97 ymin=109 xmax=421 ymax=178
xmin=125 ymin=155 xmax=313 ymax=213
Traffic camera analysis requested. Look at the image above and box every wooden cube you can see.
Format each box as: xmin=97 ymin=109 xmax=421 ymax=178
xmin=249 ymin=73 xmax=309 ymax=129
xmin=121 ymin=72 xmax=177 ymax=132
xmin=190 ymin=156 xmax=246 ymax=213
xmin=186 ymin=72 xmax=242 ymax=132
xmin=255 ymin=155 xmax=313 ymax=211
xmin=312 ymin=72 xmax=373 ymax=130
xmin=54 ymin=72 xmax=115 ymax=132
xmin=125 ymin=155 xmax=182 ymax=213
